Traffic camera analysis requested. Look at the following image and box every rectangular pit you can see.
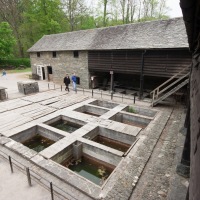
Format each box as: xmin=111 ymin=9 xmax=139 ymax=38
xmin=51 ymin=141 xmax=120 ymax=186
xmin=45 ymin=115 xmax=86 ymax=133
xmin=10 ymin=125 xmax=63 ymax=152
xmin=83 ymin=126 xmax=134 ymax=152
xmin=89 ymin=100 xmax=118 ymax=109
xmin=123 ymin=106 xmax=157 ymax=117
xmin=74 ymin=105 xmax=109 ymax=117
xmin=110 ymin=112 xmax=151 ymax=128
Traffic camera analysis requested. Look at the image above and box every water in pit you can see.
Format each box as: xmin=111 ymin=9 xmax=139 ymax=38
xmin=23 ymin=134 xmax=54 ymax=152
xmin=93 ymin=135 xmax=130 ymax=152
xmin=50 ymin=119 xmax=82 ymax=133
xmin=122 ymin=120 xmax=146 ymax=128
xmin=83 ymin=111 xmax=100 ymax=117
xmin=61 ymin=154 xmax=114 ymax=185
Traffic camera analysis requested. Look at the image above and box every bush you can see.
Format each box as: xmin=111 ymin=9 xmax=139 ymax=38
xmin=128 ymin=107 xmax=136 ymax=113
xmin=0 ymin=58 xmax=31 ymax=69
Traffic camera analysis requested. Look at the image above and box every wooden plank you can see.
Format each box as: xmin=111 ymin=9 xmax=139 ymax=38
xmin=22 ymin=90 xmax=64 ymax=103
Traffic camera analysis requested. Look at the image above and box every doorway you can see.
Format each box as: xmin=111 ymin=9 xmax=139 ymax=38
xmin=47 ymin=66 xmax=53 ymax=81
xmin=42 ymin=67 xmax=45 ymax=80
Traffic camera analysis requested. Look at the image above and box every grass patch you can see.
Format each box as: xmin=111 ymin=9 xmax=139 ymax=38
xmin=128 ymin=107 xmax=136 ymax=113
xmin=7 ymin=68 xmax=31 ymax=73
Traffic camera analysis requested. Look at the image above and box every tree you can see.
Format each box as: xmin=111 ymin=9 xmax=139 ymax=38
xmin=0 ymin=22 xmax=16 ymax=59
xmin=19 ymin=0 xmax=66 ymax=55
xmin=103 ymin=0 xmax=108 ymax=26
xmin=0 ymin=0 xmax=24 ymax=57
xmin=139 ymin=0 xmax=168 ymax=21
xmin=62 ymin=0 xmax=88 ymax=31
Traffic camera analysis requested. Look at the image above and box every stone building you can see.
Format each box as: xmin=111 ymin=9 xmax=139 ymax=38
xmin=28 ymin=17 xmax=191 ymax=96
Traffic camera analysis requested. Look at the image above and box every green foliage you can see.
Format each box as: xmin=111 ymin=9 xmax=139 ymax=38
xmin=0 ymin=0 xmax=170 ymax=57
xmin=19 ymin=0 xmax=67 ymax=54
xmin=78 ymin=15 xmax=97 ymax=30
xmin=0 ymin=22 xmax=16 ymax=59
xmin=0 ymin=58 xmax=30 ymax=69
xmin=128 ymin=107 xmax=136 ymax=113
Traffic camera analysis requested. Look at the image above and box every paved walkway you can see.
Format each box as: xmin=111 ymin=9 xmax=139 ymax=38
xmin=0 ymin=72 xmax=64 ymax=200
xmin=0 ymin=72 xmax=188 ymax=200
xmin=130 ymin=106 xmax=189 ymax=200
xmin=0 ymin=72 xmax=58 ymax=100
xmin=0 ymin=156 xmax=53 ymax=200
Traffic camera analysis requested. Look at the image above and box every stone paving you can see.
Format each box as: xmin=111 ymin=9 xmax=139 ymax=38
xmin=0 ymin=156 xmax=52 ymax=200
xmin=130 ymin=106 xmax=189 ymax=200
xmin=0 ymin=72 xmax=188 ymax=200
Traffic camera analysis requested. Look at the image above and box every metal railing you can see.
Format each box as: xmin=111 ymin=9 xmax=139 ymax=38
xmin=0 ymin=148 xmax=79 ymax=200
xmin=58 ymin=84 xmax=138 ymax=104
xmin=2 ymin=80 xmax=141 ymax=105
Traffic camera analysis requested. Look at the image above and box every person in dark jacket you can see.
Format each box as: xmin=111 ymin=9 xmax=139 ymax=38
xmin=63 ymin=74 xmax=70 ymax=92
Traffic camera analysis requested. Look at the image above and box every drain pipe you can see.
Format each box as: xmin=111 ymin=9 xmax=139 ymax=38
xmin=139 ymin=50 xmax=147 ymax=99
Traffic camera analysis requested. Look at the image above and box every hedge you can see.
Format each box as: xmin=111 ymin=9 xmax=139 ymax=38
xmin=0 ymin=58 xmax=31 ymax=69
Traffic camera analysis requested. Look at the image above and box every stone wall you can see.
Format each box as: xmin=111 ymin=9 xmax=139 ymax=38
xmin=29 ymin=51 xmax=90 ymax=89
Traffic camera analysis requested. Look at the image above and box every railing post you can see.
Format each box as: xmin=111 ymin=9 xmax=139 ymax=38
xmin=152 ymin=91 xmax=155 ymax=101
xmin=61 ymin=85 xmax=62 ymax=91
xmin=92 ymin=89 xmax=93 ymax=97
xmin=26 ymin=167 xmax=32 ymax=186
xmin=9 ymin=156 xmax=13 ymax=173
xmin=83 ymin=88 xmax=84 ymax=94
xmin=111 ymin=92 xmax=113 ymax=100
xmin=152 ymin=91 xmax=155 ymax=107
xmin=134 ymin=94 xmax=136 ymax=104
xmin=156 ymin=89 xmax=159 ymax=99
xmin=50 ymin=182 xmax=54 ymax=200
xmin=48 ymin=83 xmax=50 ymax=90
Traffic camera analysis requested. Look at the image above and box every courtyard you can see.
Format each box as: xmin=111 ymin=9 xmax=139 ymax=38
xmin=0 ymin=72 xmax=188 ymax=200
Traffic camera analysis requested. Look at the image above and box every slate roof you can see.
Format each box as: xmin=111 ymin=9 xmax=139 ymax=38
xmin=28 ymin=17 xmax=188 ymax=52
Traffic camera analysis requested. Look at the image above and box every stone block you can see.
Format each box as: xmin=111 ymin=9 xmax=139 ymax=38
xmin=17 ymin=81 xmax=39 ymax=95
xmin=0 ymin=87 xmax=7 ymax=100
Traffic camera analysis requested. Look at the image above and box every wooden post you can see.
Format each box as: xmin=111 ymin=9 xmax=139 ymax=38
xmin=26 ymin=167 xmax=32 ymax=186
xmin=9 ymin=156 xmax=13 ymax=173
xmin=50 ymin=182 xmax=54 ymax=200
xmin=110 ymin=71 xmax=114 ymax=93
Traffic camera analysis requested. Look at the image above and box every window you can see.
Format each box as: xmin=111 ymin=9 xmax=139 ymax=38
xmin=73 ymin=51 xmax=79 ymax=58
xmin=52 ymin=51 xmax=57 ymax=58
xmin=37 ymin=52 xmax=40 ymax=57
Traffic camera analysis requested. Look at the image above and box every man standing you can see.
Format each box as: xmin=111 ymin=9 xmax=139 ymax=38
xmin=71 ymin=73 xmax=77 ymax=92
xmin=63 ymin=74 xmax=70 ymax=93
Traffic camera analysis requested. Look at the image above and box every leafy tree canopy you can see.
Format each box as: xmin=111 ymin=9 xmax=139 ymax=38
xmin=0 ymin=22 xmax=16 ymax=59
xmin=0 ymin=0 xmax=169 ymax=57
